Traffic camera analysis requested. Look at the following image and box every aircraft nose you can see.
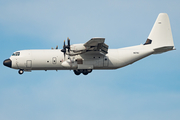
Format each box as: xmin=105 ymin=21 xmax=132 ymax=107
xmin=3 ymin=59 xmax=12 ymax=68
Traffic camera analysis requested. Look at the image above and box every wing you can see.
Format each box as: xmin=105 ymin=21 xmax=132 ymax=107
xmin=84 ymin=38 xmax=109 ymax=54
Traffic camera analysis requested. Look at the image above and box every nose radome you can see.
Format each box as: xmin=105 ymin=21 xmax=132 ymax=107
xmin=3 ymin=59 xmax=12 ymax=68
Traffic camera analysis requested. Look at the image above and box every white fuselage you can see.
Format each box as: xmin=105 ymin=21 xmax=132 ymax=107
xmin=9 ymin=44 xmax=154 ymax=71
xmin=3 ymin=13 xmax=175 ymax=75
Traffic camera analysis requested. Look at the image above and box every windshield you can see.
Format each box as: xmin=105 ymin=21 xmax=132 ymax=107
xmin=12 ymin=52 xmax=20 ymax=56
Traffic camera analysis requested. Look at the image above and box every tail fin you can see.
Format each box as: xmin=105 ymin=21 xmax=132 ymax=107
xmin=145 ymin=13 xmax=175 ymax=54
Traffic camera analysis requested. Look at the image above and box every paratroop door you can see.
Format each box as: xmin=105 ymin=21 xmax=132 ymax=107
xmin=103 ymin=57 xmax=109 ymax=67
xmin=26 ymin=60 xmax=32 ymax=68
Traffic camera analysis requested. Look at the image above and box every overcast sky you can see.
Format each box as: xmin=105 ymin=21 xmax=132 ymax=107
xmin=0 ymin=0 xmax=180 ymax=120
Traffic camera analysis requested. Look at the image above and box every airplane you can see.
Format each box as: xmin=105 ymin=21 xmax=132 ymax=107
xmin=3 ymin=13 xmax=175 ymax=75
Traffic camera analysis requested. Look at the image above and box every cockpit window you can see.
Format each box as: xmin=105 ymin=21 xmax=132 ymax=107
xmin=12 ymin=52 xmax=20 ymax=56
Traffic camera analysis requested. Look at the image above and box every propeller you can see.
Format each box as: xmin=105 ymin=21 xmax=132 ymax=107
xmin=67 ymin=37 xmax=70 ymax=53
xmin=61 ymin=40 xmax=66 ymax=58
xmin=61 ymin=38 xmax=71 ymax=58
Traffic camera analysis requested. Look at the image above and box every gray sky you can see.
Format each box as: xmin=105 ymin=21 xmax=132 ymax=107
xmin=0 ymin=0 xmax=180 ymax=120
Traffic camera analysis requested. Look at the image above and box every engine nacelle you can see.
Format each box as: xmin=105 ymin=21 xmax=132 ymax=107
xmin=70 ymin=44 xmax=86 ymax=52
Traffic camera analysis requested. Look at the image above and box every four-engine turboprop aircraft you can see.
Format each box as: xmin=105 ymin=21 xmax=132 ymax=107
xmin=3 ymin=13 xmax=175 ymax=75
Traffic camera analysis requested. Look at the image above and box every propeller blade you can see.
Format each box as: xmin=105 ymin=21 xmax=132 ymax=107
xmin=67 ymin=37 xmax=70 ymax=46
xmin=61 ymin=40 xmax=66 ymax=59
xmin=67 ymin=37 xmax=70 ymax=52
xmin=63 ymin=51 xmax=65 ymax=58
xmin=63 ymin=40 xmax=66 ymax=48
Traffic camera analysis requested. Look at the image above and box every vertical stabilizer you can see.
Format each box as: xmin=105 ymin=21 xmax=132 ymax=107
xmin=147 ymin=13 xmax=175 ymax=53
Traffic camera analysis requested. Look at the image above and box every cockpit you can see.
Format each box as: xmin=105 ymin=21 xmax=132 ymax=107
xmin=12 ymin=52 xmax=20 ymax=56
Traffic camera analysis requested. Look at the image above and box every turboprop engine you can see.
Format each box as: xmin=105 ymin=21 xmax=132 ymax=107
xmin=70 ymin=44 xmax=86 ymax=52
xmin=61 ymin=38 xmax=87 ymax=56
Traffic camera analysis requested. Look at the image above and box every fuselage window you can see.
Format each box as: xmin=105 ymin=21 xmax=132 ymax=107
xmin=12 ymin=52 xmax=20 ymax=56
